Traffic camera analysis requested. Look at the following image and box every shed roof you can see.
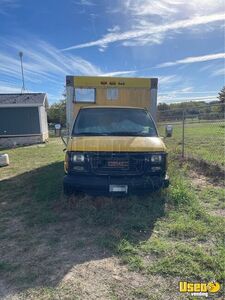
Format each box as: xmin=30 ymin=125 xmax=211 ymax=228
xmin=0 ymin=93 xmax=48 ymax=107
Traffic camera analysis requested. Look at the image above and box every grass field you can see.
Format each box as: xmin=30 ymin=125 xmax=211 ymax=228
xmin=0 ymin=138 xmax=225 ymax=299
xmin=158 ymin=120 xmax=225 ymax=167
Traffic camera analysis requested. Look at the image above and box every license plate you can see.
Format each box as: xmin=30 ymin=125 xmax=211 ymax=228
xmin=109 ymin=185 xmax=128 ymax=193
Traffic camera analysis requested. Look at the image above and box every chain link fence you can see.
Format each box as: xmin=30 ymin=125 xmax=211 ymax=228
xmin=157 ymin=103 xmax=225 ymax=169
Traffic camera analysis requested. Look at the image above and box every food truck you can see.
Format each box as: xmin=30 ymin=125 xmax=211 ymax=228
xmin=63 ymin=76 xmax=169 ymax=195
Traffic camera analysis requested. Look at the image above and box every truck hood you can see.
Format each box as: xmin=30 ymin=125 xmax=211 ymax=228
xmin=67 ymin=136 xmax=166 ymax=152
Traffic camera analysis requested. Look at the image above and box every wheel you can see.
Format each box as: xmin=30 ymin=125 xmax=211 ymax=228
xmin=163 ymin=176 xmax=170 ymax=188
xmin=63 ymin=183 xmax=74 ymax=196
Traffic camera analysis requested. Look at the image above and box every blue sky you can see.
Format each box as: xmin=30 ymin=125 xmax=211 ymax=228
xmin=0 ymin=0 xmax=224 ymax=104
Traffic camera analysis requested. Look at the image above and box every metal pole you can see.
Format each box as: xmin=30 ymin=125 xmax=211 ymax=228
xmin=182 ymin=109 xmax=185 ymax=158
xmin=19 ymin=51 xmax=25 ymax=93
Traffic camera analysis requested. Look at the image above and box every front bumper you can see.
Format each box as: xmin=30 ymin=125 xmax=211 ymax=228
xmin=63 ymin=174 xmax=169 ymax=196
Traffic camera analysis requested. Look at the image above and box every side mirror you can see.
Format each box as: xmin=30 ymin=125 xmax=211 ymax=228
xmin=165 ymin=125 xmax=173 ymax=137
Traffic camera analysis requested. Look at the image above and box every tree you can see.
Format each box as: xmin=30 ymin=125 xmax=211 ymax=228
xmin=157 ymin=103 xmax=169 ymax=111
xmin=47 ymin=99 xmax=66 ymax=126
xmin=218 ymin=86 xmax=225 ymax=103
xmin=218 ymin=86 xmax=225 ymax=114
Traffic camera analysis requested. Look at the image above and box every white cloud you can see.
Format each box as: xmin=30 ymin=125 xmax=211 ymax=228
xmin=0 ymin=38 xmax=103 ymax=102
xmin=158 ymin=84 xmax=220 ymax=103
xmin=124 ymin=0 xmax=224 ymax=19
xmin=0 ymin=81 xmax=21 ymax=93
xmin=0 ymin=0 xmax=19 ymax=14
xmin=159 ymin=89 xmax=219 ymax=95
xmin=177 ymin=87 xmax=193 ymax=93
xmin=156 ymin=53 xmax=225 ymax=68
xmin=0 ymin=38 xmax=101 ymax=84
xmin=158 ymin=75 xmax=181 ymax=84
xmin=211 ymin=68 xmax=225 ymax=77
xmin=62 ymin=13 xmax=225 ymax=51
xmin=124 ymin=0 xmax=182 ymax=18
xmin=72 ymin=0 xmax=95 ymax=6
xmin=99 ymin=70 xmax=137 ymax=77
xmin=158 ymin=94 xmax=218 ymax=103
xmin=107 ymin=25 xmax=120 ymax=33
xmin=122 ymin=32 xmax=164 ymax=47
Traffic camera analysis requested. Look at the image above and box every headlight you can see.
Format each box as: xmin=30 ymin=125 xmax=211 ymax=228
xmin=151 ymin=154 xmax=162 ymax=163
xmin=72 ymin=153 xmax=85 ymax=163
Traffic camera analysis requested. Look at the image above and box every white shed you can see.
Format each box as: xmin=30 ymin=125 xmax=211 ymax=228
xmin=0 ymin=93 xmax=49 ymax=148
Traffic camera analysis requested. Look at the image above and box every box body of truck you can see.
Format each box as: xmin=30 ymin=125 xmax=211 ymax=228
xmin=64 ymin=76 xmax=169 ymax=196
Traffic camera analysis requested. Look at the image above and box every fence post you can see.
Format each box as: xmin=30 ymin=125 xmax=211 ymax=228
xmin=182 ymin=109 xmax=185 ymax=158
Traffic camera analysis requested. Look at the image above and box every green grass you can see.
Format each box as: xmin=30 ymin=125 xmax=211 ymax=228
xmin=0 ymin=138 xmax=224 ymax=299
xmin=199 ymin=186 xmax=225 ymax=210
xmin=0 ymin=138 xmax=64 ymax=180
xmin=0 ymin=138 xmax=64 ymax=227
xmin=158 ymin=120 xmax=225 ymax=166
xmin=108 ymin=165 xmax=225 ymax=282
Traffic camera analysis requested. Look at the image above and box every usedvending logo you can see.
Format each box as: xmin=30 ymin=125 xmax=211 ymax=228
xmin=179 ymin=281 xmax=221 ymax=297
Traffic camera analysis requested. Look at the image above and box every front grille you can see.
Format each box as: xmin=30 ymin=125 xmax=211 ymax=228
xmin=90 ymin=153 xmax=145 ymax=175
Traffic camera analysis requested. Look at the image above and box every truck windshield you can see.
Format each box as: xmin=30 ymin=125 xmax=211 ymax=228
xmin=72 ymin=108 xmax=158 ymax=137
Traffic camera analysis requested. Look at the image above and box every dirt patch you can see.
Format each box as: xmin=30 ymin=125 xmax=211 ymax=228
xmin=60 ymin=257 xmax=149 ymax=299
xmin=210 ymin=208 xmax=225 ymax=218
xmin=188 ymin=170 xmax=222 ymax=189
xmin=188 ymin=170 xmax=225 ymax=218
xmin=183 ymin=156 xmax=225 ymax=186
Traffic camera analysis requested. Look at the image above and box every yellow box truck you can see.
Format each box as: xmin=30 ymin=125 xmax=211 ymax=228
xmin=63 ymin=75 xmax=169 ymax=195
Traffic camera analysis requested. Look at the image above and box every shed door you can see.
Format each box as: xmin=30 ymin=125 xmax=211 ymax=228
xmin=0 ymin=107 xmax=40 ymax=135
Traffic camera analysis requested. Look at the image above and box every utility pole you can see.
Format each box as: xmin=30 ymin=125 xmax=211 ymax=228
xmin=19 ymin=51 xmax=25 ymax=93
